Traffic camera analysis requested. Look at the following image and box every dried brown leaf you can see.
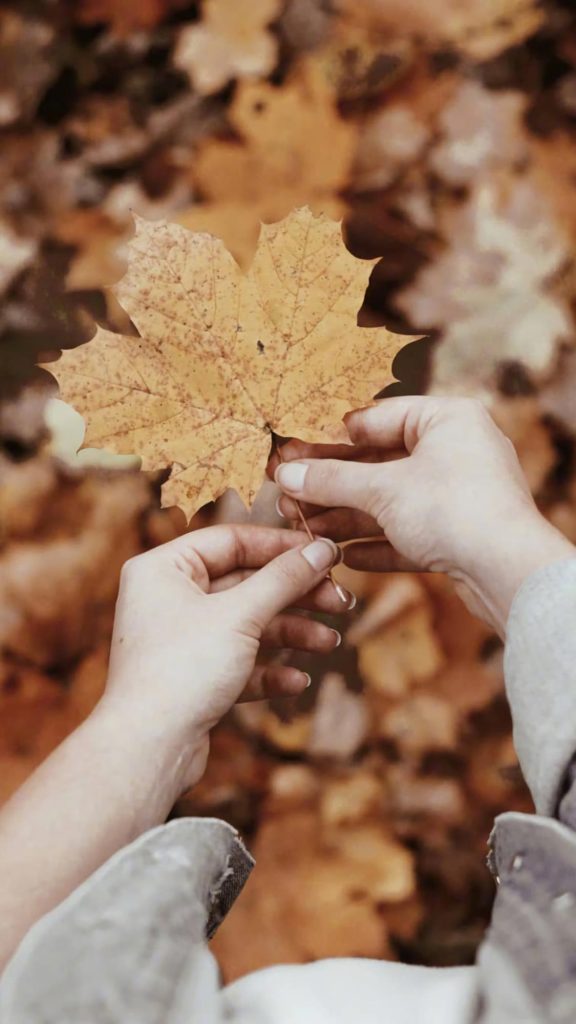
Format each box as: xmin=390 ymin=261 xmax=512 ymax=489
xmin=338 ymin=0 xmax=543 ymax=61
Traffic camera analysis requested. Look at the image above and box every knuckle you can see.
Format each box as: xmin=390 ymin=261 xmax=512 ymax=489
xmin=302 ymin=460 xmax=329 ymax=498
xmin=458 ymin=396 xmax=488 ymax=420
xmin=345 ymin=410 xmax=370 ymax=444
xmin=364 ymin=470 xmax=390 ymax=521
xmin=325 ymin=459 xmax=350 ymax=493
xmin=277 ymin=558 xmax=305 ymax=589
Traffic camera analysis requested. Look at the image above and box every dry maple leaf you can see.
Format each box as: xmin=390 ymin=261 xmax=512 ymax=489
xmin=182 ymin=63 xmax=357 ymax=267
xmin=174 ymin=0 xmax=282 ymax=96
xmin=46 ymin=207 xmax=408 ymax=519
xmin=191 ymin=63 xmax=356 ymax=216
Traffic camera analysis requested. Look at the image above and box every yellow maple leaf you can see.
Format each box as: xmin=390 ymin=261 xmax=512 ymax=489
xmin=46 ymin=208 xmax=410 ymax=519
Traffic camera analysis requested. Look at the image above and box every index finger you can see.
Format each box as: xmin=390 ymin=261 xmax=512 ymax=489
xmin=268 ymin=440 xmax=399 ymax=479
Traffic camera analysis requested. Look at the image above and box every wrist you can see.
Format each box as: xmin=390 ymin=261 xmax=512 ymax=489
xmin=458 ymin=510 xmax=575 ymax=637
xmin=89 ymin=695 xmax=209 ymax=815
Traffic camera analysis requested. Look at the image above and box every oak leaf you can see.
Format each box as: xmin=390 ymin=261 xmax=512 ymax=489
xmin=46 ymin=207 xmax=407 ymax=519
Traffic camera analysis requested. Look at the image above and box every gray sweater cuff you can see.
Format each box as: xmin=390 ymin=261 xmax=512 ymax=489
xmin=504 ymin=557 xmax=576 ymax=817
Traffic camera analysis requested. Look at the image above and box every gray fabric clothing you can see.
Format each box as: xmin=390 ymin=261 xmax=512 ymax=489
xmin=503 ymin=557 xmax=576 ymax=817
xmin=2 ymin=557 xmax=576 ymax=1023
xmin=0 ymin=818 xmax=253 ymax=1024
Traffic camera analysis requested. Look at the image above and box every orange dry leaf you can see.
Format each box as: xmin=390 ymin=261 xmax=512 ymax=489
xmin=191 ymin=63 xmax=356 ymax=219
xmin=183 ymin=64 xmax=357 ymax=267
xmin=211 ymin=809 xmax=412 ymax=976
xmin=174 ymin=0 xmax=282 ymax=95
xmin=47 ymin=208 xmax=407 ymax=519
xmin=76 ymin=0 xmax=186 ymax=35
xmin=356 ymin=604 xmax=444 ymax=698
xmin=57 ymin=209 xmax=127 ymax=292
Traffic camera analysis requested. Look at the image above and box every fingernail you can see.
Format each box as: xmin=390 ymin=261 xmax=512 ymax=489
xmin=302 ymin=538 xmax=338 ymax=571
xmin=276 ymin=462 xmax=308 ymax=494
xmin=304 ymin=673 xmax=312 ymax=689
xmin=275 ymin=496 xmax=286 ymax=519
xmin=331 ymin=629 xmax=342 ymax=647
xmin=347 ymin=591 xmax=357 ymax=610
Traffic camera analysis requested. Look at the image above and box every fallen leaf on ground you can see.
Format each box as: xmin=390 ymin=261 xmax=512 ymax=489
xmin=308 ymin=672 xmax=370 ymax=760
xmin=378 ymin=693 xmax=459 ymax=758
xmin=353 ymin=105 xmax=430 ymax=192
xmin=319 ymin=771 xmax=384 ymax=827
xmin=541 ymin=348 xmax=576 ymax=435
xmin=76 ymin=0 xmax=186 ymax=35
xmin=340 ymin=0 xmax=543 ymax=61
xmin=491 ymin=396 xmax=557 ymax=495
xmin=47 ymin=207 xmax=408 ymax=519
xmin=0 ymin=220 xmax=37 ymax=295
xmin=319 ymin=21 xmax=414 ymax=101
xmin=0 ymin=456 xmax=163 ymax=665
xmin=0 ymin=11 xmax=56 ymax=129
xmin=356 ymin=604 xmax=444 ymax=697
xmin=0 ymin=662 xmax=63 ymax=758
xmin=347 ymin=575 xmax=426 ymax=645
xmin=175 ymin=0 xmax=282 ymax=95
xmin=430 ymin=81 xmax=528 ymax=187
xmin=57 ymin=209 xmax=128 ymax=292
xmin=192 ymin=64 xmax=356 ymax=216
xmin=399 ymin=180 xmax=571 ymax=394
xmin=211 ymin=809 xmax=409 ymax=976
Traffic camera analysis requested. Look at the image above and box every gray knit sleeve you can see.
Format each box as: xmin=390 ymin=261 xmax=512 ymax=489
xmin=503 ymin=557 xmax=576 ymax=817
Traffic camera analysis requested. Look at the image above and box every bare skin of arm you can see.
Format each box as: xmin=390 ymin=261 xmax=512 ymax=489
xmin=1 ymin=397 xmax=572 ymax=973
xmin=0 ymin=525 xmax=346 ymax=970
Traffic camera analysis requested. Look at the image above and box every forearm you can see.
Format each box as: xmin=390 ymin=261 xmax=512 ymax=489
xmin=0 ymin=699 xmax=199 ymax=971
xmin=457 ymin=511 xmax=575 ymax=638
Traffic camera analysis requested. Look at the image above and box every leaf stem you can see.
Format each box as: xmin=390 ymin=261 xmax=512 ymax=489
xmin=273 ymin=433 xmax=348 ymax=604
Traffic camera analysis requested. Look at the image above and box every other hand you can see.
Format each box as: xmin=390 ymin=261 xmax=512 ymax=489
xmin=102 ymin=525 xmax=350 ymax=793
xmin=272 ymin=397 xmax=574 ymax=634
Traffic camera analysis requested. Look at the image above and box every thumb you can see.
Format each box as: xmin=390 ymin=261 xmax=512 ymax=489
xmin=231 ymin=537 xmax=340 ymax=630
xmin=275 ymin=458 xmax=396 ymax=516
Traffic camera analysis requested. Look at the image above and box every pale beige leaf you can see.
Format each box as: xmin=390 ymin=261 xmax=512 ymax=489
xmin=174 ymin=0 xmax=281 ymax=95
